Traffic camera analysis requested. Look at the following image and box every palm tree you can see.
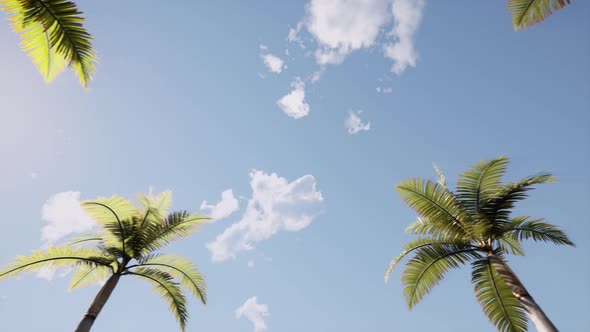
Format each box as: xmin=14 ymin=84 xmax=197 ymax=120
xmin=0 ymin=191 xmax=209 ymax=332
xmin=1 ymin=0 xmax=97 ymax=88
xmin=508 ymin=0 xmax=571 ymax=30
xmin=385 ymin=157 xmax=574 ymax=332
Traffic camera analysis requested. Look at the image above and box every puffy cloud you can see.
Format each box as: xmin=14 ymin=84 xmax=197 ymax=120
xmin=235 ymin=296 xmax=269 ymax=332
xmin=277 ymin=78 xmax=310 ymax=119
xmin=41 ymin=191 xmax=95 ymax=244
xmin=261 ymin=54 xmax=286 ymax=73
xmin=207 ymin=170 xmax=323 ymax=262
xmin=384 ymin=0 xmax=426 ymax=74
xmin=345 ymin=111 xmax=371 ymax=134
xmin=200 ymin=189 xmax=239 ymax=221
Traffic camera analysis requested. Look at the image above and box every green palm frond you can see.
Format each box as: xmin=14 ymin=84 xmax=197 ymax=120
xmin=69 ymin=264 xmax=113 ymax=291
xmin=433 ymin=163 xmax=447 ymax=189
xmin=133 ymin=254 xmax=206 ymax=304
xmin=131 ymin=268 xmax=189 ymax=331
xmin=497 ymin=236 xmax=525 ymax=256
xmin=140 ymin=211 xmax=210 ymax=255
xmin=1 ymin=0 xmax=97 ymax=87
xmin=397 ymin=178 xmax=471 ymax=239
xmin=402 ymin=244 xmax=482 ymax=308
xmin=137 ymin=190 xmax=173 ymax=224
xmin=0 ymin=246 xmax=111 ymax=280
xmin=482 ymin=172 xmax=556 ymax=233
xmin=502 ymin=216 xmax=574 ymax=246
xmin=385 ymin=237 xmax=473 ymax=282
xmin=472 ymin=258 xmax=528 ymax=332
xmin=508 ymin=0 xmax=571 ymax=30
xmin=456 ymin=157 xmax=509 ymax=216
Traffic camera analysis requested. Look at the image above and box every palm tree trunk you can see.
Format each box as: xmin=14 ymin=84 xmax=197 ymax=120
xmin=74 ymin=274 xmax=121 ymax=332
xmin=488 ymin=254 xmax=558 ymax=332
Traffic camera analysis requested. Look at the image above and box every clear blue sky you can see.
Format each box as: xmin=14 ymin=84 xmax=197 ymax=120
xmin=0 ymin=1 xmax=588 ymax=331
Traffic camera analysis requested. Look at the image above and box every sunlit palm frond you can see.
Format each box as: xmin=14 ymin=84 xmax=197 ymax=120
xmin=134 ymin=254 xmax=206 ymax=304
xmin=0 ymin=246 xmax=111 ymax=280
xmin=402 ymin=244 xmax=482 ymax=308
xmin=137 ymin=190 xmax=173 ymax=225
xmin=385 ymin=237 xmax=473 ymax=282
xmin=397 ymin=178 xmax=471 ymax=239
xmin=433 ymin=163 xmax=447 ymax=189
xmin=456 ymin=157 xmax=509 ymax=216
xmin=508 ymin=0 xmax=571 ymax=30
xmin=1 ymin=0 xmax=97 ymax=87
xmin=497 ymin=236 xmax=525 ymax=256
xmin=502 ymin=216 xmax=574 ymax=246
xmin=69 ymin=264 xmax=113 ymax=291
xmin=131 ymin=268 xmax=189 ymax=331
xmin=472 ymin=258 xmax=528 ymax=332
xmin=140 ymin=211 xmax=210 ymax=255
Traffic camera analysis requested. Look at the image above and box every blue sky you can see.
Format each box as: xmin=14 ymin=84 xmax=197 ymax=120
xmin=0 ymin=1 xmax=589 ymax=331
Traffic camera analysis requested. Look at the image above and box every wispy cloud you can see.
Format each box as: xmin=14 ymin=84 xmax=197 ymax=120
xmin=277 ymin=78 xmax=310 ymax=119
xmin=345 ymin=111 xmax=371 ymax=134
xmin=200 ymin=189 xmax=239 ymax=221
xmin=207 ymin=170 xmax=323 ymax=262
xmin=384 ymin=0 xmax=426 ymax=74
xmin=235 ymin=296 xmax=269 ymax=332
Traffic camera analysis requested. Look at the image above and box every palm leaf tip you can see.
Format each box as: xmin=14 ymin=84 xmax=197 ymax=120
xmin=508 ymin=0 xmax=571 ymax=30
xmin=1 ymin=0 xmax=98 ymax=87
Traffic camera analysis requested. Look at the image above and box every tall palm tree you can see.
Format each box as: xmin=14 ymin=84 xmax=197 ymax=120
xmin=385 ymin=157 xmax=574 ymax=332
xmin=508 ymin=0 xmax=571 ymax=30
xmin=1 ymin=0 xmax=97 ymax=87
xmin=0 ymin=191 xmax=209 ymax=332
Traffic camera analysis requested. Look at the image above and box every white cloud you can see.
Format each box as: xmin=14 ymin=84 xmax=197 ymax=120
xmin=261 ymin=53 xmax=286 ymax=73
xmin=247 ymin=260 xmax=255 ymax=268
xmin=200 ymin=189 xmax=239 ymax=221
xmin=235 ymin=296 xmax=269 ymax=332
xmin=41 ymin=191 xmax=95 ymax=244
xmin=30 ymin=172 xmax=38 ymax=180
xmin=376 ymin=86 xmax=393 ymax=93
xmin=277 ymin=78 xmax=310 ymax=119
xmin=305 ymin=0 xmax=390 ymax=64
xmin=384 ymin=0 xmax=426 ymax=74
xmin=207 ymin=170 xmax=323 ymax=262
xmin=346 ymin=111 xmax=371 ymax=134
xmin=259 ymin=44 xmax=268 ymax=51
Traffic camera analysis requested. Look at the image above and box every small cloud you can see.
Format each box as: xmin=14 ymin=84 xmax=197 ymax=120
xmin=247 ymin=260 xmax=255 ymax=268
xmin=200 ymin=189 xmax=240 ymax=221
xmin=376 ymin=86 xmax=393 ymax=94
xmin=207 ymin=170 xmax=323 ymax=262
xmin=30 ymin=172 xmax=39 ymax=180
xmin=235 ymin=296 xmax=269 ymax=332
xmin=261 ymin=53 xmax=286 ymax=74
xmin=277 ymin=78 xmax=310 ymax=119
xmin=41 ymin=191 xmax=95 ymax=245
xmin=345 ymin=111 xmax=371 ymax=135
xmin=259 ymin=44 xmax=269 ymax=51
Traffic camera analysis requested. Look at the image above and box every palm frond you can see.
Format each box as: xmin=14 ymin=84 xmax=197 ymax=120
xmin=472 ymin=258 xmax=528 ymax=332
xmin=1 ymin=0 xmax=97 ymax=87
xmin=137 ymin=190 xmax=173 ymax=224
xmin=497 ymin=236 xmax=525 ymax=256
xmin=140 ymin=211 xmax=210 ymax=255
xmin=502 ymin=216 xmax=574 ymax=246
xmin=397 ymin=178 xmax=471 ymax=240
xmin=69 ymin=264 xmax=113 ymax=291
xmin=133 ymin=254 xmax=206 ymax=304
xmin=0 ymin=246 xmax=111 ymax=280
xmin=131 ymin=268 xmax=189 ymax=331
xmin=385 ymin=237 xmax=474 ymax=282
xmin=456 ymin=157 xmax=509 ymax=216
xmin=508 ymin=0 xmax=571 ymax=30
xmin=402 ymin=244 xmax=482 ymax=308
xmin=433 ymin=163 xmax=447 ymax=189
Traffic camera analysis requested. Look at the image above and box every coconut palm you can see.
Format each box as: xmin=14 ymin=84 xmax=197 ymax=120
xmin=508 ymin=0 xmax=571 ymax=30
xmin=0 ymin=191 xmax=209 ymax=332
xmin=385 ymin=157 xmax=574 ymax=332
xmin=1 ymin=0 xmax=97 ymax=87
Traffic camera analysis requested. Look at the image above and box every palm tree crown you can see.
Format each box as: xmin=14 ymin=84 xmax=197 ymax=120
xmin=508 ymin=0 xmax=571 ymax=30
xmin=0 ymin=190 xmax=209 ymax=331
xmin=385 ymin=157 xmax=574 ymax=332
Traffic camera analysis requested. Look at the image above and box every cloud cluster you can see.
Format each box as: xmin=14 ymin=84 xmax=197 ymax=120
xmin=235 ymin=296 xmax=270 ymax=332
xmin=207 ymin=170 xmax=323 ymax=262
xmin=384 ymin=0 xmax=426 ymax=74
xmin=345 ymin=111 xmax=371 ymax=134
xmin=277 ymin=78 xmax=310 ymax=119
xmin=200 ymin=189 xmax=239 ymax=221
xmin=41 ymin=191 xmax=95 ymax=244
